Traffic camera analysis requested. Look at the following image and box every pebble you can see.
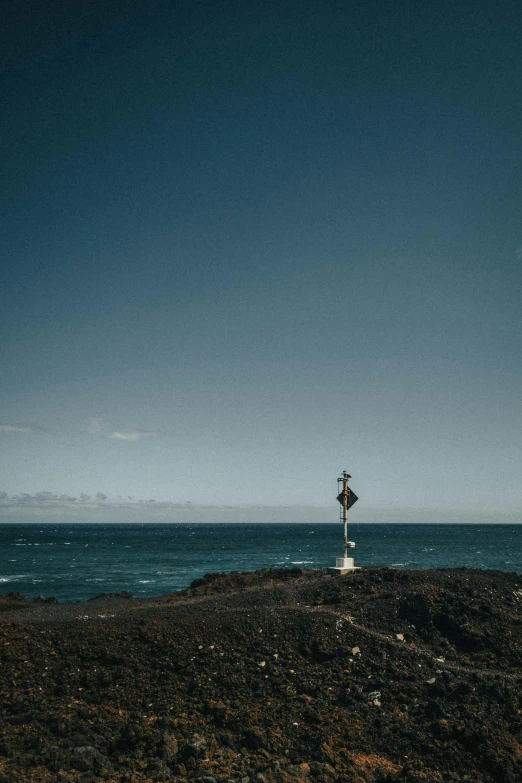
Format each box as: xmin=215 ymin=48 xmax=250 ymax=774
xmin=188 ymin=734 xmax=207 ymax=755
xmin=367 ymin=690 xmax=381 ymax=705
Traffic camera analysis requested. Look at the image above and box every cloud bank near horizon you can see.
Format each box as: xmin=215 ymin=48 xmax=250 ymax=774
xmin=0 ymin=492 xmax=518 ymax=524
xmin=1 ymin=419 xmax=161 ymax=442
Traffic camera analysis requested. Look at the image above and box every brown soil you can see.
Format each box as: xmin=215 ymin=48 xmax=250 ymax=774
xmin=1 ymin=567 xmax=522 ymax=783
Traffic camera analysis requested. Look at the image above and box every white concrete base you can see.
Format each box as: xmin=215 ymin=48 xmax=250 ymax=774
xmin=328 ymin=557 xmax=361 ymax=574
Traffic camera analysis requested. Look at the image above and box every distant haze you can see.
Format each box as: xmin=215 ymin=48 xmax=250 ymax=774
xmin=0 ymin=493 xmax=519 ymax=525
xmin=1 ymin=0 xmax=521 ymax=519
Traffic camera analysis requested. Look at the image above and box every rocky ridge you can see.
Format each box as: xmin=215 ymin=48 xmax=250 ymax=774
xmin=1 ymin=567 xmax=522 ymax=782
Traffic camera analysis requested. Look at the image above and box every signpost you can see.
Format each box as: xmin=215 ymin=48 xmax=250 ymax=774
xmin=329 ymin=470 xmax=360 ymax=573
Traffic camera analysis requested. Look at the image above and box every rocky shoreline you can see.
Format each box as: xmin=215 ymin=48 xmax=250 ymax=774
xmin=1 ymin=567 xmax=522 ymax=783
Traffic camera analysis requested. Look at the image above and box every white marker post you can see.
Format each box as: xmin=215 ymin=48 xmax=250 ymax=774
xmin=329 ymin=471 xmax=360 ymax=573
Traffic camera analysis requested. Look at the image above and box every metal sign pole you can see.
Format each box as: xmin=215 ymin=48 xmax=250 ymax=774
xmin=342 ymin=471 xmax=349 ymax=559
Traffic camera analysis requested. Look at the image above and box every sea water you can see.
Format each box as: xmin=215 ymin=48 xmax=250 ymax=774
xmin=0 ymin=523 xmax=521 ymax=602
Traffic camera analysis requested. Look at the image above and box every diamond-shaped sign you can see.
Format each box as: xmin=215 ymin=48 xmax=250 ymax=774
xmin=336 ymin=490 xmax=359 ymax=508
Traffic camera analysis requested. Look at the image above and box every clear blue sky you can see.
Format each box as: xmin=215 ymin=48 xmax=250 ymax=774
xmin=1 ymin=0 xmax=521 ymax=521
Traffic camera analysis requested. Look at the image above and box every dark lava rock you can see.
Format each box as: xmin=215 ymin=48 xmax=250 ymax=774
xmin=88 ymin=591 xmax=133 ymax=600
xmin=1 ymin=567 xmax=522 ymax=782
xmin=69 ymin=745 xmax=110 ymax=773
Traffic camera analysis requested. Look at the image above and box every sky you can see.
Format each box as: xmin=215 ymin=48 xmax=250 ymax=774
xmin=1 ymin=0 xmax=521 ymax=522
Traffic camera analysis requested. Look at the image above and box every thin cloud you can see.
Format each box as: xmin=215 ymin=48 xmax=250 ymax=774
xmin=109 ymin=428 xmax=159 ymax=442
xmin=0 ymin=424 xmax=33 ymax=433
xmin=86 ymin=417 xmax=103 ymax=434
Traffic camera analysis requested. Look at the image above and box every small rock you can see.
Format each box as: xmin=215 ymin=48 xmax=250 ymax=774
xmin=181 ymin=733 xmax=207 ymax=762
xmin=426 ymin=677 xmax=436 ymax=685
xmin=320 ymin=742 xmax=336 ymax=763
xmin=70 ymin=746 xmax=108 ymax=773
xmin=351 ymin=646 xmax=360 ymax=655
xmin=396 ymin=633 xmax=404 ymax=641
xmin=190 ymin=733 xmax=207 ymax=752
xmin=162 ymin=732 xmax=178 ymax=760
xmin=259 ymin=661 xmax=266 ymax=667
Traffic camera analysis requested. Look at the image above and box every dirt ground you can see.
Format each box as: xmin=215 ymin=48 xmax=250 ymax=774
xmin=1 ymin=566 xmax=522 ymax=783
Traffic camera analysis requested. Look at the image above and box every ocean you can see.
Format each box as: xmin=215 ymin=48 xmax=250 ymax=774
xmin=0 ymin=522 xmax=521 ymax=602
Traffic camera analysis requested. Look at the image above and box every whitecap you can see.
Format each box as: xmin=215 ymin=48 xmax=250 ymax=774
xmin=290 ymin=561 xmax=315 ymax=565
